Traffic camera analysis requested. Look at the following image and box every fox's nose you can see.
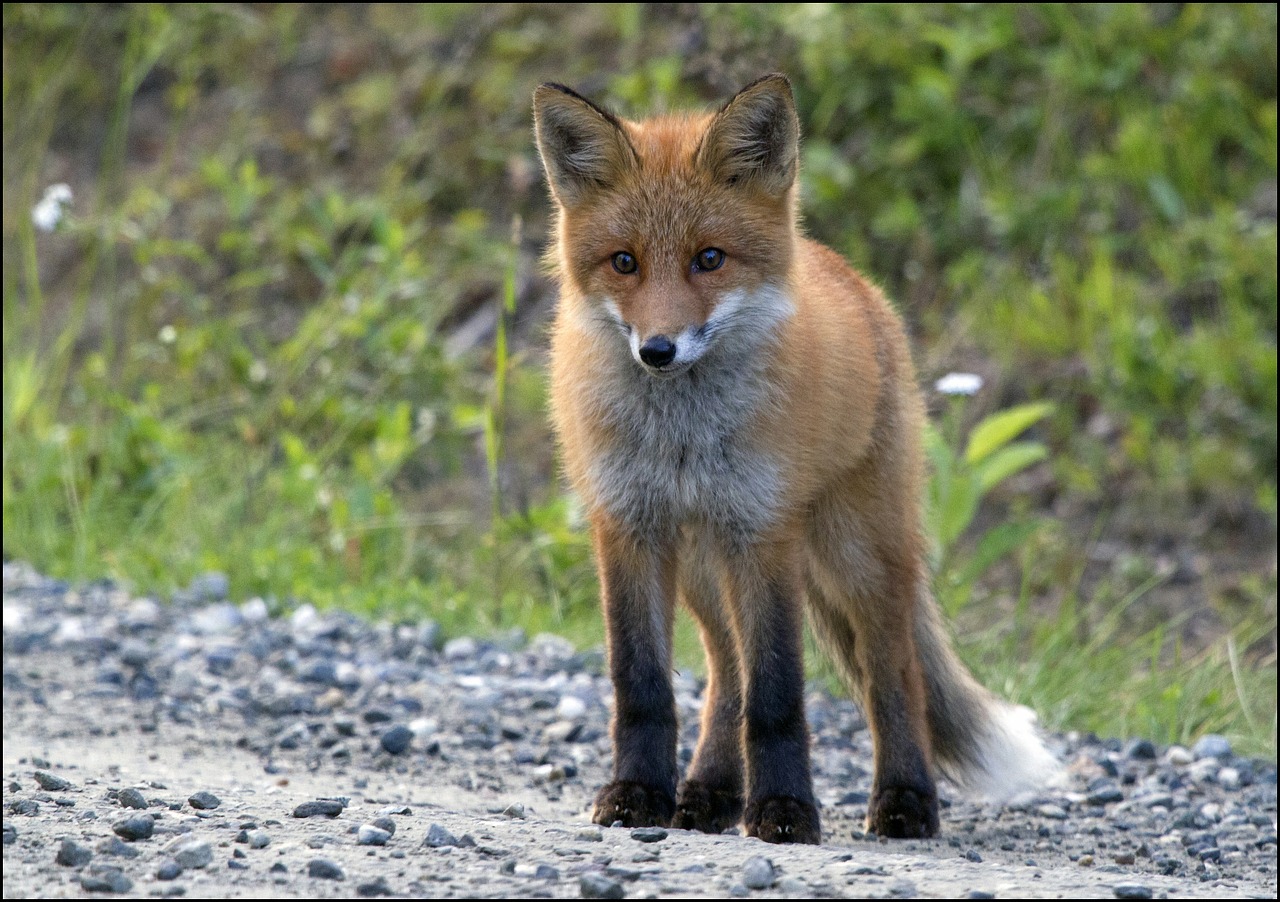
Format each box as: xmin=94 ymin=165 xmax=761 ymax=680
xmin=638 ymin=335 xmax=677 ymax=368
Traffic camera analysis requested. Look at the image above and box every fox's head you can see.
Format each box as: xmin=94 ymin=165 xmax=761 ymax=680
xmin=533 ymin=74 xmax=800 ymax=376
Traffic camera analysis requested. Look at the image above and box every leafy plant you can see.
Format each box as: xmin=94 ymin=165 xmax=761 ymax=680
xmin=926 ymin=381 xmax=1055 ymax=615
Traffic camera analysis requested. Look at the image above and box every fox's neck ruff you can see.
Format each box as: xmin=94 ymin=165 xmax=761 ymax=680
xmin=572 ymin=283 xmax=796 ymax=544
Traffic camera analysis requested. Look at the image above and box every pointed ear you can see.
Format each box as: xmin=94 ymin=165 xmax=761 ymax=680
xmin=698 ymin=74 xmax=799 ymax=196
xmin=533 ymin=83 xmax=636 ymax=207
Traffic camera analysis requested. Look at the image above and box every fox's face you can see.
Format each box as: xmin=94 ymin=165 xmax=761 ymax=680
xmin=534 ymin=75 xmax=801 ymax=376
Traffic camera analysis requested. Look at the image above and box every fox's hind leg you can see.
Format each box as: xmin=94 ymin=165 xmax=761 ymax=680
xmin=807 ymin=494 xmax=939 ymax=839
xmin=673 ymin=532 xmax=745 ymax=833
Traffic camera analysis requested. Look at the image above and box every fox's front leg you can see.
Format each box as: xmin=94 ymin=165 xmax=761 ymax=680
xmin=590 ymin=518 xmax=679 ymax=828
xmin=726 ymin=537 xmax=821 ymax=844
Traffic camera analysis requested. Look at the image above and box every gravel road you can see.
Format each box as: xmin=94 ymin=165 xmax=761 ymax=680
xmin=3 ymin=561 xmax=1276 ymax=898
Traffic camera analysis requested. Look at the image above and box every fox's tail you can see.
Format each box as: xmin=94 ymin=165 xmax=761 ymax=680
xmin=914 ymin=587 xmax=1060 ymax=798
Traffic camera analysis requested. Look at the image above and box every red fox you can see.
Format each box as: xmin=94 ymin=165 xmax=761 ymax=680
xmin=532 ymin=74 xmax=1058 ymax=843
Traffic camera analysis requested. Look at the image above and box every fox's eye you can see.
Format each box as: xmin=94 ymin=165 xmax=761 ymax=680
xmin=611 ymin=252 xmax=638 ymax=275
xmin=693 ymin=248 xmax=725 ymax=272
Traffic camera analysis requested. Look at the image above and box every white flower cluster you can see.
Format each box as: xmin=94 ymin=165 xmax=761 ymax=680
xmin=935 ymin=372 xmax=984 ymax=396
xmin=31 ymin=183 xmax=73 ymax=232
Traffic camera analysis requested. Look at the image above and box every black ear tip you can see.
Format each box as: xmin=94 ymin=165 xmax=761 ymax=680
xmin=749 ymin=72 xmax=793 ymax=93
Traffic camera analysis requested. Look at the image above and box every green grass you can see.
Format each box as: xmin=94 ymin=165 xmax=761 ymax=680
xmin=3 ymin=4 xmax=1275 ymax=757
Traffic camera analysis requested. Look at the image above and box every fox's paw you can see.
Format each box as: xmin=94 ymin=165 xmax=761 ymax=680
xmin=743 ymin=796 xmax=821 ymax=844
xmin=866 ymin=783 xmax=939 ymax=838
xmin=592 ymin=781 xmax=675 ymax=828
xmin=672 ymin=780 xmax=743 ymax=834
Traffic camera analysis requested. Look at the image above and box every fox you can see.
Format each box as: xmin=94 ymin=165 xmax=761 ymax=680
xmin=531 ymin=73 xmax=1058 ymax=843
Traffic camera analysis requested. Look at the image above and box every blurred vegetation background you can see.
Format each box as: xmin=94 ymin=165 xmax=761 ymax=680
xmin=3 ymin=4 xmax=1275 ymax=755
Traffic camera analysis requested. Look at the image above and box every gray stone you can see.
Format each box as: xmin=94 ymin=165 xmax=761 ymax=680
xmin=33 ymin=770 xmax=72 ymax=791
xmin=293 ymin=799 xmax=345 ymax=818
xmin=1192 ymin=734 xmax=1232 ymax=760
xmin=56 ymin=839 xmax=92 ymax=867
xmin=358 ymin=823 xmax=392 ymax=846
xmin=425 ymin=823 xmax=460 ymax=848
xmin=165 ymin=835 xmax=213 ymax=869
xmin=117 ymin=788 xmax=148 ymax=810
xmin=307 ymin=858 xmax=345 ymax=880
xmin=80 ymin=865 xmax=132 ymax=893
xmin=1124 ymin=738 xmax=1157 ymax=759
xmin=188 ymin=790 xmax=221 ymax=810
xmin=742 ymin=855 xmax=775 ymax=889
xmin=380 ymin=724 xmax=413 ymax=755
xmin=579 ymin=872 xmax=625 ymax=898
xmin=112 ymin=814 xmax=154 ymax=841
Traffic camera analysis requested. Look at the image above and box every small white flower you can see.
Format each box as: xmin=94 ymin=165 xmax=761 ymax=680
xmin=935 ymin=372 xmax=984 ymax=396
xmin=248 ymin=359 xmax=268 ymax=383
xmin=158 ymin=325 xmax=178 ymax=344
xmin=31 ymin=183 xmax=73 ymax=232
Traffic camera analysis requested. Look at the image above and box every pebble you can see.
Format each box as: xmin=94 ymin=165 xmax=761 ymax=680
xmin=579 ymin=872 xmax=625 ymax=898
xmin=630 ymin=826 xmax=667 ymax=843
xmin=188 ymin=790 xmax=221 ymax=810
xmin=293 ymin=799 xmax=345 ymax=818
xmin=576 ymin=826 xmax=604 ymax=842
xmin=357 ymin=824 xmax=392 ymax=846
xmin=1164 ymin=745 xmax=1195 ymax=766
xmin=33 ymin=770 xmax=72 ymax=791
xmin=156 ymin=859 xmax=183 ymax=880
xmin=1192 ymin=734 xmax=1232 ymax=760
xmin=80 ymin=865 xmax=132 ymax=893
xmin=357 ymin=876 xmax=395 ymax=896
xmin=112 ymin=815 xmax=154 ymax=841
xmin=1087 ymin=785 xmax=1125 ymax=805
xmin=1124 ymin=738 xmax=1157 ymax=760
xmin=742 ymin=855 xmax=775 ymax=889
xmin=56 ymin=839 xmax=93 ymax=867
xmin=307 ymin=858 xmax=345 ymax=880
xmin=425 ymin=823 xmax=460 ymax=848
xmin=117 ymin=788 xmax=148 ymax=809
xmin=165 ymin=835 xmax=213 ymax=869
xmin=379 ymin=724 xmax=414 ymax=755
xmin=97 ymin=836 xmax=142 ymax=858
xmin=557 ymin=695 xmax=588 ymax=719
xmin=1113 ymin=883 xmax=1154 ymax=899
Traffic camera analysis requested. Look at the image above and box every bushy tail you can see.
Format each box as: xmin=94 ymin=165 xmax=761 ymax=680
xmin=914 ymin=589 xmax=1060 ymax=799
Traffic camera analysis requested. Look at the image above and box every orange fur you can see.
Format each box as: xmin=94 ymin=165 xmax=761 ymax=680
xmin=533 ymin=74 xmax=1057 ymax=843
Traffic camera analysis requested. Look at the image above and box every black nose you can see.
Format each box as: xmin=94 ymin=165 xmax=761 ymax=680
xmin=639 ymin=336 xmax=677 ymax=368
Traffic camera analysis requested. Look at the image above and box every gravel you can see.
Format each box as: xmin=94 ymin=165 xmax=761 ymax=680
xmin=3 ymin=560 xmax=1276 ymax=898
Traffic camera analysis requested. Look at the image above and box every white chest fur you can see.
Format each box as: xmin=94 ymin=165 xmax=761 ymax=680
xmin=572 ymin=288 xmax=794 ymax=544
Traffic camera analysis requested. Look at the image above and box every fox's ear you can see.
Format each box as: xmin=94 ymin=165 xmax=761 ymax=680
xmin=533 ymin=83 xmax=636 ymax=207
xmin=698 ymin=73 xmax=799 ymax=196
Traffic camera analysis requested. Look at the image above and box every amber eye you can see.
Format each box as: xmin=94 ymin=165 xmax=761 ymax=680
xmin=611 ymin=252 xmax=638 ymax=274
xmin=693 ymin=248 xmax=725 ymax=272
